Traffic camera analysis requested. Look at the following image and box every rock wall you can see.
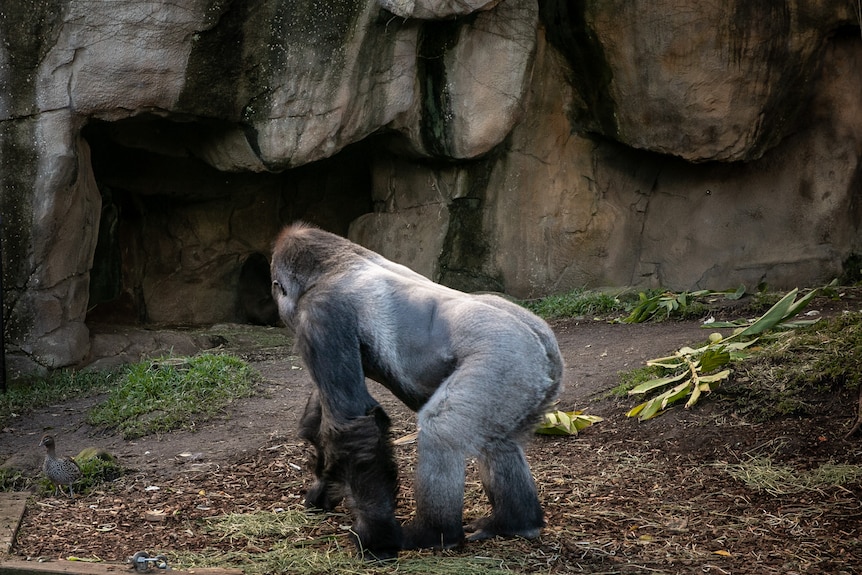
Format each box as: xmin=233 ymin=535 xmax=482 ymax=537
xmin=0 ymin=0 xmax=859 ymax=375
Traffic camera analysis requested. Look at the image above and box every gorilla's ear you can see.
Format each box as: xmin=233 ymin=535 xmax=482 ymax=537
xmin=272 ymin=280 xmax=286 ymax=297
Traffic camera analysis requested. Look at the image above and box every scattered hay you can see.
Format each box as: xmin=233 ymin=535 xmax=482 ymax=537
xmin=205 ymin=509 xmax=318 ymax=544
xmin=716 ymin=457 xmax=862 ymax=496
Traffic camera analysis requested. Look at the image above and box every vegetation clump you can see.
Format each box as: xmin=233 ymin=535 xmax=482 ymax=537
xmin=87 ymin=353 xmax=258 ymax=439
xmin=622 ymin=286 xmax=746 ymax=323
xmin=522 ymin=286 xmax=745 ymax=323
xmin=725 ymin=310 xmax=862 ymax=423
xmin=178 ymin=507 xmax=513 ymax=575
xmin=718 ymin=456 xmax=862 ymax=496
xmin=623 ymin=287 xmax=823 ymax=420
xmin=0 ymin=468 xmax=32 ymax=492
xmin=521 ymin=287 xmax=625 ymax=319
xmin=0 ymin=369 xmax=115 ymax=428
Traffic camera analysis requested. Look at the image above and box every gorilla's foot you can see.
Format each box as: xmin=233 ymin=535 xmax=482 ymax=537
xmin=355 ymin=544 xmax=400 ymax=562
xmin=464 ymin=516 xmax=542 ymax=541
xmin=351 ymin=516 xmax=402 ymax=562
xmin=401 ymin=521 xmax=464 ymax=550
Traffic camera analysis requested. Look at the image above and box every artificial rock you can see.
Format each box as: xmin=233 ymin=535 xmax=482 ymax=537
xmin=0 ymin=0 xmax=858 ymax=373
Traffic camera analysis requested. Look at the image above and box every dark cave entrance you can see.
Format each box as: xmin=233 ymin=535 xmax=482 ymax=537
xmin=82 ymin=115 xmax=374 ymax=327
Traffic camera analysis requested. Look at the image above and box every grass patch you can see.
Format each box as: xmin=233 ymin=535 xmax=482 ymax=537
xmin=0 ymin=369 xmax=116 ymax=428
xmin=207 ymin=509 xmax=315 ymax=544
xmin=86 ymin=353 xmax=258 ymax=439
xmin=723 ymin=311 xmax=862 ymax=421
xmin=522 ymin=288 xmax=626 ymax=320
xmin=718 ymin=457 xmax=862 ymax=496
xmin=177 ymin=547 xmax=512 ymax=575
xmin=0 ymin=468 xmax=34 ymax=492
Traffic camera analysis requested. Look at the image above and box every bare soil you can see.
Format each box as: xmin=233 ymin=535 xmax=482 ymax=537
xmin=3 ymin=295 xmax=862 ymax=574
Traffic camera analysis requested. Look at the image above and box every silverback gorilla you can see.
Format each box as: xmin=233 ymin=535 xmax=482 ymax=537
xmin=270 ymin=223 xmax=563 ymax=560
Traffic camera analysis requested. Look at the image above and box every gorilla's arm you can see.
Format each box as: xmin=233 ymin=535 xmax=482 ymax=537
xmin=294 ymin=294 xmax=403 ymax=559
xmin=296 ymin=295 xmax=378 ymax=420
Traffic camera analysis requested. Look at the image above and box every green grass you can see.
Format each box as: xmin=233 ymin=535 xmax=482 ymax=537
xmin=0 ymin=468 xmax=33 ymax=492
xmin=86 ymin=353 xmax=258 ymax=439
xmin=177 ymin=546 xmax=512 ymax=575
xmin=0 ymin=369 xmax=116 ymax=428
xmin=522 ymin=288 xmax=626 ymax=320
xmin=722 ymin=312 xmax=862 ymax=421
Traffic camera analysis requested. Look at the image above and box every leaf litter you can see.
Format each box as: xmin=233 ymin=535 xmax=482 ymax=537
xmin=10 ymin=289 xmax=862 ymax=574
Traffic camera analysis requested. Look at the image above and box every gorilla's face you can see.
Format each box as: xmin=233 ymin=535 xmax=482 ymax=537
xmin=271 ymin=277 xmax=297 ymax=328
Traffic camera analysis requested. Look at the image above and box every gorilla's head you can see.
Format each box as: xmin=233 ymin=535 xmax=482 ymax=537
xmin=270 ymin=223 xmax=361 ymax=327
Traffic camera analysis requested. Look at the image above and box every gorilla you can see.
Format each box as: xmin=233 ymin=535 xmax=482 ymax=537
xmin=270 ymin=223 xmax=563 ymax=560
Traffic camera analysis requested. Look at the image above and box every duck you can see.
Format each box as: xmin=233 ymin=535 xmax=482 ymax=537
xmin=39 ymin=434 xmax=82 ymax=498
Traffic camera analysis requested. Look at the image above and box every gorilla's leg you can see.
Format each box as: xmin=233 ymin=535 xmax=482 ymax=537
xmin=465 ymin=440 xmax=544 ymax=541
xmin=298 ymin=391 xmax=343 ymax=511
xmin=328 ymin=407 xmax=403 ymax=560
xmin=402 ymin=389 xmax=473 ymax=550
xmin=402 ymin=431 xmax=467 ymax=550
xmin=403 ymin=351 xmax=554 ymax=550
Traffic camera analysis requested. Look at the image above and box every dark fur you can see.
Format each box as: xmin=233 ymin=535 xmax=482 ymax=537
xmin=271 ymin=223 xmax=563 ymax=559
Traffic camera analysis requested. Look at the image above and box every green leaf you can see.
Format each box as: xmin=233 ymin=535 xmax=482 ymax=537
xmin=707 ymin=319 xmax=751 ymax=328
xmin=646 ymin=358 xmax=685 ymax=369
xmin=628 ymin=370 xmax=690 ymax=395
xmin=728 ymin=288 xmax=818 ymax=340
xmin=697 ymin=369 xmax=731 ymax=384
xmin=685 ymin=382 xmax=703 ymax=408
xmin=573 ymin=414 xmax=603 ymax=431
xmin=660 ymin=381 xmax=693 ymax=409
xmin=626 ymin=402 xmax=647 ymax=418
xmin=700 ymin=348 xmax=731 ymax=372
xmin=536 ymin=410 xmax=603 ymax=435
xmin=785 ymin=288 xmax=820 ymax=318
xmin=638 ymin=398 xmax=665 ymax=420
xmin=726 ymin=285 xmax=746 ymax=300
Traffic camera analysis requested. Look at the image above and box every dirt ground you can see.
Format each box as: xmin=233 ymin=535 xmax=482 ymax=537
xmin=3 ymin=296 xmax=862 ymax=574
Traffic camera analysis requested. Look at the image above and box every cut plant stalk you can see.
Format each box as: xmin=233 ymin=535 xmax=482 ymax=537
xmin=536 ymin=410 xmax=603 ymax=435
xmin=626 ymin=285 xmax=827 ymax=421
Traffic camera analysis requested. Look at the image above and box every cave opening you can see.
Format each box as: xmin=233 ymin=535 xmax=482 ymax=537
xmin=82 ymin=115 xmax=374 ymax=327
